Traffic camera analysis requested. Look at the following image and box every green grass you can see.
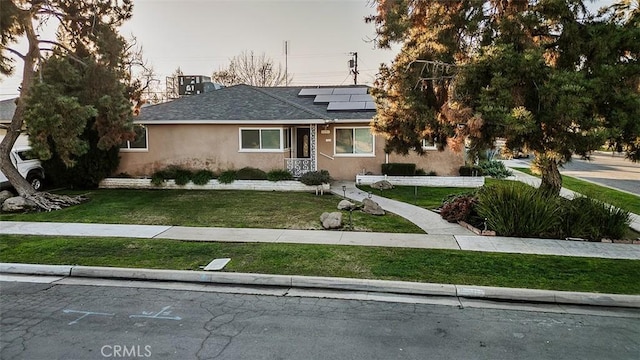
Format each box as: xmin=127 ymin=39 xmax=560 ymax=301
xmin=513 ymin=167 xmax=640 ymax=215
xmin=357 ymin=185 xmax=477 ymax=209
xmin=0 ymin=189 xmax=423 ymax=234
xmin=1 ymin=234 xmax=639 ymax=294
xmin=357 ymin=179 xmax=501 ymax=209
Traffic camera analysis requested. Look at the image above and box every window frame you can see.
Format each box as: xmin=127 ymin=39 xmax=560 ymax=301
xmin=422 ymin=138 xmax=437 ymax=151
xmin=120 ymin=125 xmax=148 ymax=152
xmin=334 ymin=126 xmax=375 ymax=157
xmin=239 ymin=127 xmax=288 ymax=152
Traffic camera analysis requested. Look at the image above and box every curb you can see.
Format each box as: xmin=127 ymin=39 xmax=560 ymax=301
xmin=2 ymin=263 xmax=639 ymax=309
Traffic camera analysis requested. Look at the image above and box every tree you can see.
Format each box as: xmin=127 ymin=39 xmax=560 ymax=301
xmin=0 ymin=0 xmax=134 ymax=209
xmin=367 ymin=0 xmax=639 ymax=195
xmin=212 ymin=50 xmax=292 ymax=87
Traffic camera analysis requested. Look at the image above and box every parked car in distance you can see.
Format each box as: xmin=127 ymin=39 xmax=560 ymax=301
xmin=0 ymin=146 xmax=45 ymax=191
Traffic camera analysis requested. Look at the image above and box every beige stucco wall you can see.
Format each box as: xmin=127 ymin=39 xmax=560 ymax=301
xmin=388 ymin=148 xmax=465 ymax=176
xmin=117 ymin=124 xmax=290 ymax=176
xmin=316 ymin=123 xmax=465 ymax=179
xmin=117 ymin=122 xmax=465 ymax=180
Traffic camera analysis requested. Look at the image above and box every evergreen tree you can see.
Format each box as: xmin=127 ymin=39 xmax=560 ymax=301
xmin=0 ymin=0 xmax=135 ymax=207
xmin=367 ymin=0 xmax=639 ymax=195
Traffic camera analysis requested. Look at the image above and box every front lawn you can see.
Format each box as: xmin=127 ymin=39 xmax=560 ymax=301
xmin=1 ymin=234 xmax=639 ymax=295
xmin=0 ymin=189 xmax=424 ymax=234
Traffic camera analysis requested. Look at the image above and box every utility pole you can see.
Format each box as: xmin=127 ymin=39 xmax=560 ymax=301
xmin=349 ymin=52 xmax=359 ymax=85
xmin=284 ymin=40 xmax=289 ymax=86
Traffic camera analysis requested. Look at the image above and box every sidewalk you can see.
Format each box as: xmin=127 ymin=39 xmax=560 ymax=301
xmin=2 ymin=221 xmax=639 ymax=259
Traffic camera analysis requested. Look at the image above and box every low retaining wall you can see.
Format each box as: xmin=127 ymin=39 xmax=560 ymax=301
xmin=356 ymin=175 xmax=485 ymax=188
xmin=99 ymin=178 xmax=329 ymax=192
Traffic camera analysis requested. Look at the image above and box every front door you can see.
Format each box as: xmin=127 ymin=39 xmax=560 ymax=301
xmin=296 ymin=128 xmax=311 ymax=159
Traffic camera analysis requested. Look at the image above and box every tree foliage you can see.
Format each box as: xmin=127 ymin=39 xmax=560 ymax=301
xmin=212 ymin=50 xmax=292 ymax=87
xmin=367 ymin=0 xmax=640 ymax=195
xmin=0 ymin=0 xmax=135 ymax=206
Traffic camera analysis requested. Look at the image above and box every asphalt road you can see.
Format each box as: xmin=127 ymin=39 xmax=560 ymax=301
xmin=503 ymin=152 xmax=640 ymax=196
xmin=1 ymin=279 xmax=639 ymax=360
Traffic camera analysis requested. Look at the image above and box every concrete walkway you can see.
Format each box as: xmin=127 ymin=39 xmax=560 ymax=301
xmin=330 ymin=181 xmax=474 ymax=236
xmin=2 ymin=221 xmax=639 ymax=260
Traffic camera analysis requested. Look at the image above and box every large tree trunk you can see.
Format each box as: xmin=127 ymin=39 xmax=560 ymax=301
xmin=0 ymin=9 xmax=84 ymax=211
xmin=0 ymin=11 xmax=40 ymax=198
xmin=535 ymin=154 xmax=562 ymax=196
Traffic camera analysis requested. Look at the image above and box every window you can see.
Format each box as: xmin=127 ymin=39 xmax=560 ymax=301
xmin=422 ymin=138 xmax=437 ymax=150
xmin=121 ymin=125 xmax=148 ymax=151
xmin=240 ymin=128 xmax=285 ymax=151
xmin=335 ymin=127 xmax=374 ymax=156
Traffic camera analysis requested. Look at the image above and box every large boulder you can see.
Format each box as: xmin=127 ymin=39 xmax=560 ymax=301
xmin=337 ymin=200 xmax=356 ymax=211
xmin=0 ymin=190 xmax=14 ymax=206
xmin=362 ymin=198 xmax=385 ymax=216
xmin=2 ymin=196 xmax=38 ymax=213
xmin=371 ymin=180 xmax=393 ymax=190
xmin=320 ymin=212 xmax=342 ymax=229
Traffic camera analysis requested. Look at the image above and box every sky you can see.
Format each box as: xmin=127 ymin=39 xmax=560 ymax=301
xmin=0 ymin=0 xmax=615 ymax=101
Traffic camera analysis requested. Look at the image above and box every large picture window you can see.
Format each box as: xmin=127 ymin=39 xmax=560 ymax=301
xmin=335 ymin=127 xmax=374 ymax=155
xmin=240 ymin=128 xmax=285 ymax=151
xmin=120 ymin=125 xmax=148 ymax=151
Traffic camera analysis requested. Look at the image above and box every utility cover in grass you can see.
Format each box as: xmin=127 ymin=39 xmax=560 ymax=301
xmin=204 ymin=258 xmax=231 ymax=271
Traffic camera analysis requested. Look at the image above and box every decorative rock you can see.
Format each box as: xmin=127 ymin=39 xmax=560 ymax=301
xmin=371 ymin=180 xmax=393 ymax=190
xmin=0 ymin=190 xmax=14 ymax=206
xmin=337 ymin=200 xmax=356 ymax=210
xmin=362 ymin=198 xmax=385 ymax=216
xmin=320 ymin=211 xmax=342 ymax=229
xmin=1 ymin=196 xmax=38 ymax=213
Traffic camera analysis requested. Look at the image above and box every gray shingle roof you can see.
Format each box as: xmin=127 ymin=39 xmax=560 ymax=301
xmin=0 ymin=98 xmax=17 ymax=122
xmin=136 ymin=84 xmax=374 ymax=122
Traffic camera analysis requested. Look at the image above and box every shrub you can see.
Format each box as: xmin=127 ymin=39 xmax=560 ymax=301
xmin=562 ymin=196 xmax=630 ymax=241
xmin=236 ymin=167 xmax=267 ymax=180
xmin=476 ymin=182 xmax=563 ymax=238
xmin=440 ymin=194 xmax=478 ymax=223
xmin=459 ymin=165 xmax=483 ymax=176
xmin=218 ymin=170 xmax=237 ymax=184
xmin=150 ymin=165 xmax=192 ymax=186
xmin=267 ymin=169 xmax=294 ymax=182
xmin=478 ymin=160 xmax=513 ymax=179
xmin=150 ymin=172 xmax=165 ymax=186
xmin=381 ymin=163 xmax=416 ymax=176
xmin=299 ymin=170 xmax=332 ymax=186
xmin=174 ymin=168 xmax=193 ymax=185
xmin=192 ymin=170 xmax=215 ymax=185
xmin=415 ymin=168 xmax=427 ymax=176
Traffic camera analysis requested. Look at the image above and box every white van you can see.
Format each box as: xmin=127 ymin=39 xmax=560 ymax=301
xmin=0 ymin=146 xmax=45 ymax=191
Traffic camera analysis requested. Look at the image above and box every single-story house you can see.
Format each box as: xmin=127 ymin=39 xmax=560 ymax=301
xmin=117 ymin=84 xmax=465 ymax=180
xmin=0 ymin=97 xmax=29 ymax=147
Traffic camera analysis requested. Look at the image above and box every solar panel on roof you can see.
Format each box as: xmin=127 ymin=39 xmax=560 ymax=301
xmin=350 ymin=94 xmax=374 ymax=102
xmin=327 ymin=101 xmax=367 ymax=111
xmin=332 ymin=88 xmax=368 ymax=95
xmin=298 ymin=88 xmax=334 ymax=96
xmin=314 ymin=94 xmax=351 ymax=103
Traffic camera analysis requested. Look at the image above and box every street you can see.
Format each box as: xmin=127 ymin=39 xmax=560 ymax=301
xmin=503 ymin=152 xmax=640 ymax=196
xmin=1 ymin=278 xmax=638 ymax=360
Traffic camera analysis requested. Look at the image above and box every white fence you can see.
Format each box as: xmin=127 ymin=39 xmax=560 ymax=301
xmin=355 ymin=175 xmax=485 ymax=188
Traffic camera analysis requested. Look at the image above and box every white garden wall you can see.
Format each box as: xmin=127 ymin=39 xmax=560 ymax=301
xmin=99 ymin=178 xmax=329 ymax=192
xmin=355 ymin=175 xmax=484 ymax=188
